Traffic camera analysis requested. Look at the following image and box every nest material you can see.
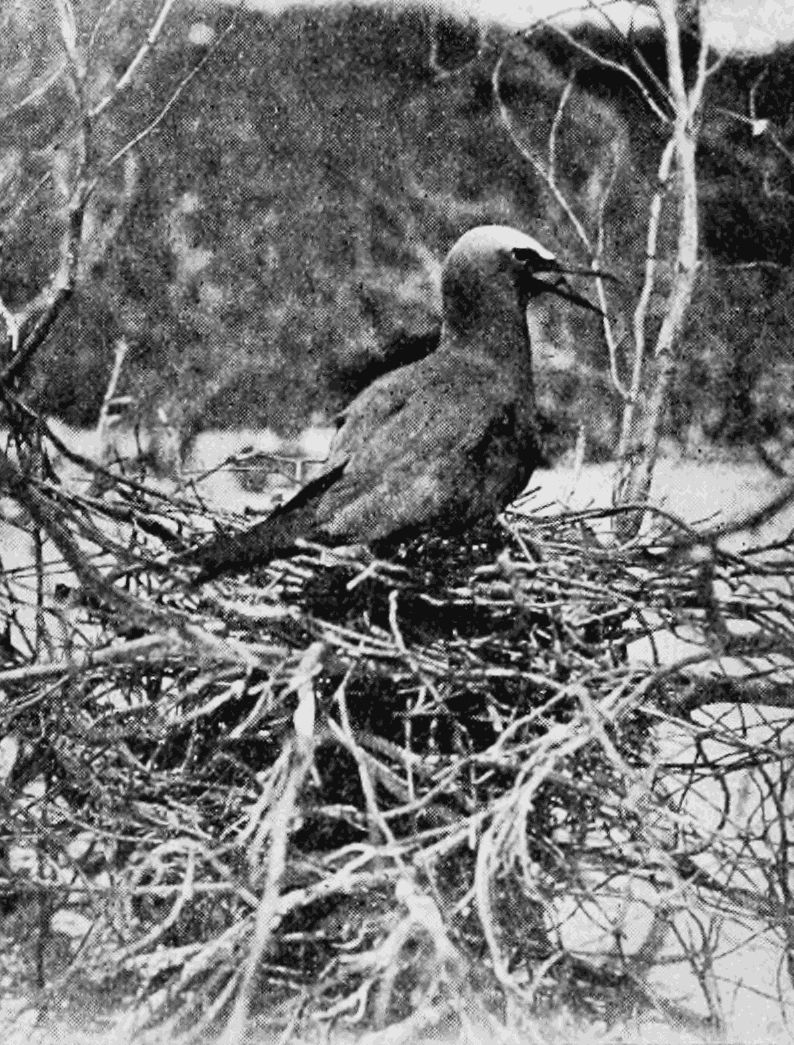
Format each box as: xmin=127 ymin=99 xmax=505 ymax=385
xmin=2 ymin=456 xmax=794 ymax=1042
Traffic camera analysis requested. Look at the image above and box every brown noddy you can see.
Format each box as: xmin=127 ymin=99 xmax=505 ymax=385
xmin=182 ymin=225 xmax=602 ymax=581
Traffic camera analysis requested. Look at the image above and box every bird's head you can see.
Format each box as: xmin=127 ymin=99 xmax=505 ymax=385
xmin=442 ymin=225 xmax=604 ymax=334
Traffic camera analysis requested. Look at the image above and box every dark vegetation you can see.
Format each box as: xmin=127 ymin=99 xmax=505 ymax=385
xmin=3 ymin=5 xmax=794 ymax=1041
xmin=3 ymin=2 xmax=794 ymax=456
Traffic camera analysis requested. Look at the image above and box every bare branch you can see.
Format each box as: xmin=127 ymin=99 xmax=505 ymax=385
xmin=53 ymin=0 xmax=83 ymax=79
xmin=493 ymin=51 xmax=629 ymax=400
xmin=687 ymin=3 xmax=717 ymax=120
xmin=626 ymin=137 xmax=675 ymax=415
xmin=749 ymin=67 xmax=768 ymax=122
xmin=0 ymin=0 xmax=96 ymax=381
xmin=657 ymin=0 xmax=687 ymax=113
xmin=100 ymin=16 xmax=237 ymax=178
xmin=422 ymin=5 xmax=485 ymax=80
xmin=1 ymin=169 xmax=56 ymax=238
xmin=0 ymin=443 xmax=149 ymax=625
xmin=594 ymin=137 xmax=629 ymax=399
xmin=666 ymin=675 xmax=794 ymax=714
xmin=766 ymin=129 xmax=794 ymax=171
xmin=615 ymin=0 xmax=703 ymax=522
xmin=0 ymin=295 xmax=20 ymax=358
xmin=0 ymin=62 xmax=67 ymax=122
xmin=580 ymin=0 xmax=671 ymax=107
xmin=532 ymin=21 xmax=671 ymax=126
xmin=2 ymin=181 xmax=91 ymax=383
xmin=0 ymin=634 xmax=180 ymax=687
xmin=493 ymin=53 xmax=592 ymax=253
xmin=548 ymin=74 xmax=575 ymax=185
xmin=79 ymin=150 xmax=140 ymax=274
xmin=0 ymin=0 xmax=199 ymax=380
xmin=95 ymin=339 xmax=130 ymax=447
xmin=89 ymin=0 xmax=180 ymax=120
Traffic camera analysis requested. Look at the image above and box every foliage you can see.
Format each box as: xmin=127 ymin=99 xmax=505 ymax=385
xmin=3 ymin=4 xmax=794 ymax=1039
xmin=2 ymin=3 xmax=794 ymax=455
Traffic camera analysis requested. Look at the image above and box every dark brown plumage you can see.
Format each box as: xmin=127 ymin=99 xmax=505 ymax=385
xmin=183 ymin=226 xmax=601 ymax=581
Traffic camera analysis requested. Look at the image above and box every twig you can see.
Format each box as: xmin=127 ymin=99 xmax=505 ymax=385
xmin=89 ymin=0 xmax=181 ymax=120
xmin=535 ymin=21 xmax=671 ymax=126
xmin=100 ymin=16 xmax=238 ymax=179
xmin=493 ymin=48 xmax=630 ymax=400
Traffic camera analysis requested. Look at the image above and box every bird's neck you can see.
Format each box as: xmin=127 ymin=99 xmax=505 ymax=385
xmin=444 ymin=302 xmax=535 ymax=385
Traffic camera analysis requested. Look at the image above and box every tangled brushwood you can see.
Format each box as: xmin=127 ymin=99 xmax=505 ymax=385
xmin=2 ymin=428 xmax=794 ymax=1043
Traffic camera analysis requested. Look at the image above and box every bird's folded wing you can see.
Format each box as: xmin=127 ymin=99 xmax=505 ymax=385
xmin=311 ymin=354 xmax=521 ymax=542
xmin=181 ymin=353 xmax=521 ymax=577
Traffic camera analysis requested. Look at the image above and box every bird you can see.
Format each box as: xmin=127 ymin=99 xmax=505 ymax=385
xmin=181 ymin=225 xmax=602 ymax=582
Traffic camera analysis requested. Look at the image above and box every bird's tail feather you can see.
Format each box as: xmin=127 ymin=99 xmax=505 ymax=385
xmin=183 ymin=508 xmax=314 ymax=582
xmin=180 ymin=461 xmax=347 ymax=582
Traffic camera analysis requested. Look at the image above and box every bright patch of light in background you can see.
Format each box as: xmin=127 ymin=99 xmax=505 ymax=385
xmin=469 ymin=0 xmax=658 ymax=32
xmin=187 ymin=20 xmax=217 ymax=46
xmin=703 ymin=0 xmax=794 ymax=52
xmin=234 ymin=0 xmax=658 ymax=32
xmin=222 ymin=0 xmax=794 ymax=53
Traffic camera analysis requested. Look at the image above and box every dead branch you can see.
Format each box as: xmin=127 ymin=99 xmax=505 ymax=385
xmin=492 ymin=48 xmax=628 ymax=400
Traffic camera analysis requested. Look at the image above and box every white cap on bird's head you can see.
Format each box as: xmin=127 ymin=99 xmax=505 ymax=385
xmin=444 ymin=225 xmax=558 ymax=279
xmin=442 ymin=224 xmax=604 ymax=332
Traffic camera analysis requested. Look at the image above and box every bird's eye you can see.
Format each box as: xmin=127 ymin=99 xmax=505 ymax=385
xmin=513 ymin=246 xmax=560 ymax=273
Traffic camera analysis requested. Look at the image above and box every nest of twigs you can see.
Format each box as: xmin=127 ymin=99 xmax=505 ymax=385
xmin=2 ymin=442 xmax=794 ymax=1043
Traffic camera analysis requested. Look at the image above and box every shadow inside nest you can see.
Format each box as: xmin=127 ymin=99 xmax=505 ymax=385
xmin=254 ymin=516 xmax=558 ymax=638
xmin=0 ymin=503 xmax=666 ymax=1034
xmin=180 ymin=515 xmax=636 ymax=852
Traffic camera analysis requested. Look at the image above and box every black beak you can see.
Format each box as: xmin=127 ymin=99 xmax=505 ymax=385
xmin=532 ymin=274 xmax=606 ymax=316
xmin=514 ymin=248 xmax=619 ymax=318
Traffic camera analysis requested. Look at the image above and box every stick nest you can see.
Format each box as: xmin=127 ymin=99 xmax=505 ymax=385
xmin=2 ymin=449 xmax=794 ymax=1043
